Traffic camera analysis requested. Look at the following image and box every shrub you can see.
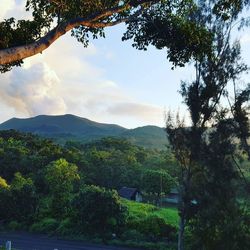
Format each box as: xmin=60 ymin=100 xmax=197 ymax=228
xmin=7 ymin=221 xmax=22 ymax=231
xmin=121 ymin=229 xmax=146 ymax=242
xmin=127 ymin=215 xmax=177 ymax=239
xmin=72 ymin=185 xmax=127 ymax=235
xmin=30 ymin=218 xmax=59 ymax=233
xmin=56 ymin=218 xmax=74 ymax=235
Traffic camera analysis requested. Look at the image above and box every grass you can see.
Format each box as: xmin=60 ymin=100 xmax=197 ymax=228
xmin=122 ymin=199 xmax=179 ymax=228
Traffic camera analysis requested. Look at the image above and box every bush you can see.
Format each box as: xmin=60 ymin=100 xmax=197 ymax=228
xmin=72 ymin=185 xmax=127 ymax=235
xmin=7 ymin=221 xmax=22 ymax=231
xmin=30 ymin=218 xmax=59 ymax=233
xmin=121 ymin=229 xmax=146 ymax=242
xmin=127 ymin=215 xmax=177 ymax=239
xmin=56 ymin=218 xmax=74 ymax=236
xmin=0 ymin=173 xmax=37 ymax=224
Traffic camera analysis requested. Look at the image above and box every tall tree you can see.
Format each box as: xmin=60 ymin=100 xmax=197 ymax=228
xmin=142 ymin=169 xmax=174 ymax=205
xmin=44 ymin=158 xmax=80 ymax=218
xmin=166 ymin=1 xmax=250 ymax=249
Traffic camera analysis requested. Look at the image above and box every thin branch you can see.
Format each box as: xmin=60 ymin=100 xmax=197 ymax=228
xmin=231 ymin=155 xmax=248 ymax=186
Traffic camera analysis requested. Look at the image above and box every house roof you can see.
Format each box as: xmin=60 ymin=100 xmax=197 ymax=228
xmin=118 ymin=187 xmax=140 ymax=199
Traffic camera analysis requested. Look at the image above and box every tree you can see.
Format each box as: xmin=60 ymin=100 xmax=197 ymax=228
xmin=44 ymin=158 xmax=80 ymax=218
xmin=166 ymin=1 xmax=250 ymax=249
xmin=0 ymin=0 xmax=219 ymax=73
xmin=11 ymin=172 xmax=37 ymax=223
xmin=0 ymin=172 xmax=37 ymax=223
xmin=142 ymin=169 xmax=174 ymax=205
xmin=72 ymin=185 xmax=127 ymax=236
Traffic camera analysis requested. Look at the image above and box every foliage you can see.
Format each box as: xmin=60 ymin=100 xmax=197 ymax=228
xmin=0 ymin=172 xmax=37 ymax=223
xmin=44 ymin=158 xmax=80 ymax=217
xmin=142 ymin=169 xmax=175 ymax=195
xmin=7 ymin=221 xmax=22 ymax=231
xmin=123 ymin=1 xmax=213 ymax=68
xmin=30 ymin=218 xmax=59 ymax=233
xmin=0 ymin=0 xmax=218 ymax=71
xmin=0 ymin=130 xmax=65 ymax=182
xmin=123 ymin=199 xmax=178 ymax=242
xmin=166 ymin=1 xmax=250 ymax=249
xmin=72 ymin=185 xmax=127 ymax=235
xmin=0 ymin=176 xmax=8 ymax=188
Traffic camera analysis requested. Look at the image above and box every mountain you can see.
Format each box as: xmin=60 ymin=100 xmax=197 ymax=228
xmin=0 ymin=114 xmax=167 ymax=149
xmin=121 ymin=126 xmax=168 ymax=149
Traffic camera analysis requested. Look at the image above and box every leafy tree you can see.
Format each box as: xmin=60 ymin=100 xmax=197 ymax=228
xmin=11 ymin=172 xmax=37 ymax=223
xmin=0 ymin=186 xmax=12 ymax=222
xmin=0 ymin=0 xmax=221 ymax=72
xmin=44 ymin=158 xmax=80 ymax=218
xmin=142 ymin=169 xmax=174 ymax=205
xmin=72 ymin=185 xmax=127 ymax=235
xmin=166 ymin=1 xmax=250 ymax=249
xmin=0 ymin=172 xmax=37 ymax=223
xmin=188 ymin=121 xmax=250 ymax=250
xmin=0 ymin=130 xmax=78 ymax=184
xmin=0 ymin=137 xmax=29 ymax=180
xmin=76 ymin=138 xmax=146 ymax=189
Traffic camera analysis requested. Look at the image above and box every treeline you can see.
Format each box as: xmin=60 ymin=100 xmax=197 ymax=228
xmin=0 ymin=130 xmax=177 ymax=243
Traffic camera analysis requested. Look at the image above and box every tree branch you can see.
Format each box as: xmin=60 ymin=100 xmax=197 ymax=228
xmin=0 ymin=2 xmax=148 ymax=65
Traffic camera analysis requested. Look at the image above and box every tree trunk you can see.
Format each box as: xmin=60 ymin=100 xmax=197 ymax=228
xmin=178 ymin=212 xmax=185 ymax=250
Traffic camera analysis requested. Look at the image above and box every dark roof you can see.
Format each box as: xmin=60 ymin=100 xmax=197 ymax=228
xmin=118 ymin=187 xmax=140 ymax=199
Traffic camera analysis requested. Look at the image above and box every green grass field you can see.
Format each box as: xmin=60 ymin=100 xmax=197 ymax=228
xmin=122 ymin=199 xmax=179 ymax=228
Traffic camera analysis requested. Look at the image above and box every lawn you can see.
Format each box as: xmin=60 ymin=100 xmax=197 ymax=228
xmin=122 ymin=199 xmax=179 ymax=228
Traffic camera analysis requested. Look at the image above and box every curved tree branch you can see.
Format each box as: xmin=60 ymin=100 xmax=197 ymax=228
xmin=0 ymin=2 xmax=148 ymax=65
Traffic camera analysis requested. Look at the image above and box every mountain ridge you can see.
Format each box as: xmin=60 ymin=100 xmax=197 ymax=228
xmin=0 ymin=114 xmax=167 ymax=149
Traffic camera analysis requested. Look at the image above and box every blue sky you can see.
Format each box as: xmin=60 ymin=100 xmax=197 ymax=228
xmin=0 ymin=1 xmax=249 ymax=128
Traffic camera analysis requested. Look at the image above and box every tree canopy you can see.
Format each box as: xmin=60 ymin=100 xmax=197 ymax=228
xmin=1 ymin=0 xmax=249 ymax=72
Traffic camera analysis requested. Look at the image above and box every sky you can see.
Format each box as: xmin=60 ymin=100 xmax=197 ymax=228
xmin=0 ymin=0 xmax=250 ymax=128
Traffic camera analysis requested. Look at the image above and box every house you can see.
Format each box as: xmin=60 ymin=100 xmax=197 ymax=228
xmin=163 ymin=188 xmax=179 ymax=204
xmin=118 ymin=187 xmax=142 ymax=202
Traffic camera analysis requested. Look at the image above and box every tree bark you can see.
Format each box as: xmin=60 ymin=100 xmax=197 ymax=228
xmin=178 ymin=210 xmax=186 ymax=250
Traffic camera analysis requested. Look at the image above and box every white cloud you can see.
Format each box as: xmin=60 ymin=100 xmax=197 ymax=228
xmin=240 ymin=34 xmax=250 ymax=45
xmin=0 ymin=0 xmax=30 ymax=20
xmin=0 ymin=0 xmax=15 ymax=19
xmin=0 ymin=62 xmax=66 ymax=116
xmin=107 ymin=102 xmax=163 ymax=122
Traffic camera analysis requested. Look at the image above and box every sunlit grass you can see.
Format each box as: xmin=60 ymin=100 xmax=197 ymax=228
xmin=122 ymin=199 xmax=179 ymax=227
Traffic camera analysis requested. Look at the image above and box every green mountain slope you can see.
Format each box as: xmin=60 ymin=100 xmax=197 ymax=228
xmin=121 ymin=125 xmax=168 ymax=150
xmin=0 ymin=115 xmax=168 ymax=149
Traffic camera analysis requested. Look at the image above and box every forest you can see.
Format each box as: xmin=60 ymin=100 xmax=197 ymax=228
xmin=0 ymin=128 xmax=249 ymax=249
xmin=0 ymin=130 xmax=180 ymax=249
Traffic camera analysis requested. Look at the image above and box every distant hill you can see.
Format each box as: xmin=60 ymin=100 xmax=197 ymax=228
xmin=121 ymin=126 xmax=168 ymax=149
xmin=0 ymin=114 xmax=168 ymax=149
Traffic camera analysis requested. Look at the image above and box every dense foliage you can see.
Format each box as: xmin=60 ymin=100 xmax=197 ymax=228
xmin=0 ymin=130 xmax=177 ymax=245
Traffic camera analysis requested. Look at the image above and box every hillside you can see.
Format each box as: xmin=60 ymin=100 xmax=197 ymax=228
xmin=0 ymin=114 xmax=168 ymax=149
xmin=121 ymin=125 xmax=168 ymax=149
